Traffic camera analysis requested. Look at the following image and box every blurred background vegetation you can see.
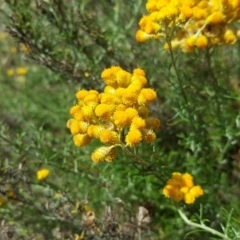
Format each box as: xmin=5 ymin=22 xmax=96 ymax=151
xmin=0 ymin=0 xmax=240 ymax=239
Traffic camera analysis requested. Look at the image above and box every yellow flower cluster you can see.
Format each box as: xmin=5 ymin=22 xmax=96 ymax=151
xmin=37 ymin=169 xmax=50 ymax=181
xmin=67 ymin=66 xmax=160 ymax=163
xmin=136 ymin=0 xmax=240 ymax=52
xmin=163 ymin=172 xmax=204 ymax=204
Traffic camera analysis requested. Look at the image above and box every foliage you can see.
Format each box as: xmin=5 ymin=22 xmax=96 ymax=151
xmin=0 ymin=0 xmax=240 ymax=239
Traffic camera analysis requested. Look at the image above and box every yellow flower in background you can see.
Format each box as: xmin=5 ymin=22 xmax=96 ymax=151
xmin=6 ymin=69 xmax=14 ymax=76
xmin=163 ymin=172 xmax=204 ymax=204
xmin=137 ymin=0 xmax=240 ymax=51
xmin=67 ymin=66 xmax=160 ymax=162
xmin=37 ymin=169 xmax=50 ymax=181
xmin=84 ymin=72 xmax=90 ymax=77
xmin=6 ymin=67 xmax=28 ymax=76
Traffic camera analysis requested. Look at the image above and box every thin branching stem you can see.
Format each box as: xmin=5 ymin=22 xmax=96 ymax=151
xmin=178 ymin=209 xmax=232 ymax=240
xmin=166 ymin=29 xmax=196 ymax=130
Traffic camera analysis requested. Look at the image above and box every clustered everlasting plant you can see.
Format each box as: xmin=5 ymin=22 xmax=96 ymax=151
xmin=67 ymin=66 xmax=160 ymax=163
xmin=136 ymin=0 xmax=240 ymax=51
xmin=1 ymin=0 xmax=240 ymax=239
xmin=163 ymin=172 xmax=204 ymax=204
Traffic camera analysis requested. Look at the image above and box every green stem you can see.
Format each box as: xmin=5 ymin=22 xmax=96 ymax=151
xmin=166 ymin=35 xmax=196 ymax=130
xmin=178 ymin=209 xmax=232 ymax=240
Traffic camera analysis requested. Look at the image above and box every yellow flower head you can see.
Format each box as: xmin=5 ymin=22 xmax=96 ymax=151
xmin=116 ymin=69 xmax=132 ymax=87
xmin=224 ymin=29 xmax=237 ymax=44
xmin=69 ymin=119 xmax=81 ymax=135
xmin=131 ymin=117 xmax=146 ymax=129
xmin=136 ymin=29 xmax=153 ymax=43
xmin=70 ymin=105 xmax=81 ymax=116
xmin=87 ymin=125 xmax=105 ymax=138
xmin=137 ymin=0 xmax=240 ymax=51
xmin=73 ymin=134 xmax=92 ymax=147
xmin=67 ymin=66 xmax=160 ymax=163
xmin=101 ymin=66 xmax=122 ymax=88
xmin=195 ymin=35 xmax=208 ymax=49
xmin=138 ymin=88 xmax=157 ymax=105
xmin=95 ymin=104 xmax=115 ymax=120
xmin=91 ymin=146 xmax=117 ymax=163
xmin=17 ymin=67 xmax=28 ymax=75
xmin=100 ymin=129 xmax=119 ymax=145
xmin=125 ymin=108 xmax=139 ymax=122
xmin=113 ymin=110 xmax=129 ymax=127
xmin=133 ymin=68 xmax=146 ymax=77
xmin=37 ymin=169 xmax=50 ymax=181
xmin=142 ymin=129 xmax=156 ymax=143
xmin=76 ymin=90 xmax=89 ymax=101
xmin=163 ymin=172 xmax=204 ymax=204
xmin=125 ymin=128 xmax=142 ymax=146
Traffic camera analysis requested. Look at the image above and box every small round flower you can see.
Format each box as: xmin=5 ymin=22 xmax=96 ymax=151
xmin=185 ymin=36 xmax=196 ymax=48
xmin=196 ymin=35 xmax=208 ymax=48
xmin=142 ymin=129 xmax=156 ymax=143
xmin=16 ymin=67 xmax=28 ymax=75
xmin=172 ymin=172 xmax=182 ymax=181
xmin=193 ymin=7 xmax=207 ymax=20
xmin=100 ymin=129 xmax=119 ymax=145
xmin=172 ymin=189 xmax=184 ymax=202
xmin=138 ymin=88 xmax=157 ymax=105
xmin=224 ymin=29 xmax=237 ymax=44
xmin=70 ymin=105 xmax=81 ymax=116
xmin=163 ymin=184 xmax=175 ymax=198
xmin=136 ymin=29 xmax=151 ymax=43
xmin=101 ymin=66 xmax=121 ymax=88
xmin=125 ymin=128 xmax=142 ymax=146
xmin=105 ymin=148 xmax=117 ymax=162
xmin=115 ymin=88 xmax=125 ymax=102
xmin=133 ymin=68 xmax=146 ymax=77
xmin=116 ymin=69 xmax=132 ymax=87
xmin=113 ymin=111 xmax=129 ymax=127
xmin=207 ymin=12 xmax=224 ymax=25
xmin=95 ymin=104 xmax=114 ymax=120
xmin=73 ymin=134 xmax=92 ymax=147
xmin=190 ymin=185 xmax=204 ymax=197
xmin=69 ymin=119 xmax=81 ymax=135
xmin=91 ymin=146 xmax=116 ymax=163
xmin=125 ymin=108 xmax=139 ymax=122
xmin=87 ymin=125 xmax=105 ymax=138
xmin=146 ymin=0 xmax=158 ymax=12
xmin=131 ymin=117 xmax=146 ymax=129
xmin=37 ymin=169 xmax=50 ymax=181
xmin=76 ymin=90 xmax=89 ymax=101
xmin=116 ymin=104 xmax=127 ymax=111
xmin=78 ymin=121 xmax=90 ymax=134
xmin=180 ymin=6 xmax=193 ymax=19
xmin=81 ymin=105 xmax=95 ymax=121
xmin=131 ymin=75 xmax=147 ymax=88
xmin=83 ymin=92 xmax=99 ymax=104
xmin=100 ymin=93 xmax=116 ymax=104
xmin=145 ymin=117 xmax=161 ymax=129
xmin=182 ymin=173 xmax=194 ymax=188
xmin=184 ymin=192 xmax=196 ymax=204
xmin=104 ymin=86 xmax=115 ymax=93
xmin=122 ymin=89 xmax=138 ymax=106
